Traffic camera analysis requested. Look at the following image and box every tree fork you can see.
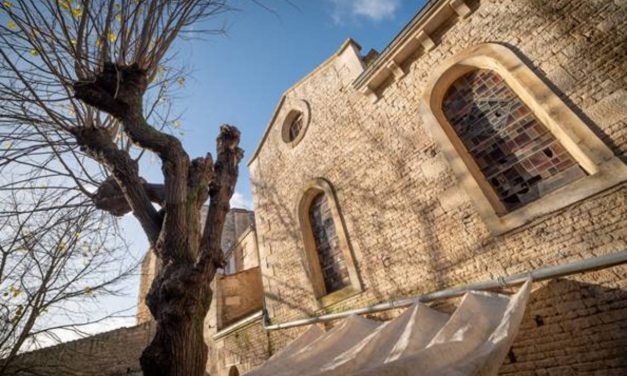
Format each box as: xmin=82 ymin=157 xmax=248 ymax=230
xmin=72 ymin=62 xmax=243 ymax=376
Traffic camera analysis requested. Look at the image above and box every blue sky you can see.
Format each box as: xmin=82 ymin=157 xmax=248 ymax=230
xmin=101 ymin=0 xmax=427 ymax=335
xmin=159 ymin=0 xmax=425 ymax=207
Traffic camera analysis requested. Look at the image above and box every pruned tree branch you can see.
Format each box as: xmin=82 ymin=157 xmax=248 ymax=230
xmin=71 ymin=125 xmax=161 ymax=243
xmin=92 ymin=176 xmax=165 ymax=216
xmin=197 ymin=125 xmax=243 ymax=272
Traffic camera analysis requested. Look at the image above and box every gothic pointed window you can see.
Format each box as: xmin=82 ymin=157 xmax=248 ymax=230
xmin=441 ymin=69 xmax=586 ymax=213
xmin=309 ymin=193 xmax=350 ymax=294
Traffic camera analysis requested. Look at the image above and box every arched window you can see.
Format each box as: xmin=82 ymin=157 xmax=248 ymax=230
xmin=298 ymin=178 xmax=362 ymax=302
xmin=441 ymin=69 xmax=585 ymax=212
xmin=309 ymin=192 xmax=350 ymax=293
xmin=228 ymin=366 xmax=240 ymax=376
xmin=421 ymin=44 xmax=627 ymax=234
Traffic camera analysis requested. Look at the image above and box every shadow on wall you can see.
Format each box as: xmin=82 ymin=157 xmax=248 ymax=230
xmin=250 ymin=178 xmax=321 ymax=318
xmin=511 ymin=0 xmax=626 ymax=160
xmin=500 ymin=278 xmax=627 ymax=374
xmin=248 ymin=0 xmax=626 ymax=331
xmin=249 ymin=88 xmax=489 ymax=315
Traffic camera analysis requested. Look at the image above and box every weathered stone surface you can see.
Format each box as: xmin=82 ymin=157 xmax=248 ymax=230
xmin=6 ymin=323 xmax=155 ymax=375
xmin=12 ymin=1 xmax=627 ymax=375
xmin=246 ymin=0 xmax=627 ymax=375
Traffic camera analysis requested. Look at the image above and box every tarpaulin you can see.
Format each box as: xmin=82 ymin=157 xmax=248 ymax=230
xmin=247 ymin=280 xmax=530 ymax=376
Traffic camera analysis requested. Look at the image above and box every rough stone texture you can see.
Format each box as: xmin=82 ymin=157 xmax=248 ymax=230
xmin=216 ymin=267 xmax=263 ymax=329
xmin=500 ymin=276 xmax=627 ymax=375
xmin=228 ymin=227 xmax=260 ymax=274
xmin=136 ymin=249 xmax=160 ymax=324
xmin=5 ymin=322 xmax=155 ymax=376
xmin=207 ymin=320 xmax=270 ymax=376
xmin=221 ymin=209 xmax=256 ymax=258
xmin=247 ymin=0 xmax=627 ymax=374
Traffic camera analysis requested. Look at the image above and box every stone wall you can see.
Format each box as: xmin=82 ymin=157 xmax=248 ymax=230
xmin=222 ymin=209 xmax=256 ymax=275
xmin=229 ymin=228 xmax=260 ymax=273
xmin=5 ymin=322 xmax=154 ymax=376
xmin=136 ymin=250 xmax=159 ymax=324
xmin=12 ymin=1 xmax=626 ymax=375
xmin=249 ymin=0 xmax=627 ymax=374
xmin=208 ymin=319 xmax=270 ymax=376
xmin=204 ymin=226 xmax=265 ymax=376
xmin=137 ymin=207 xmax=255 ymax=324
xmin=216 ymin=267 xmax=264 ymax=329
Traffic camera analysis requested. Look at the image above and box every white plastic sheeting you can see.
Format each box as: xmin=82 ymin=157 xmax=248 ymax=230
xmin=247 ymin=280 xmax=530 ymax=376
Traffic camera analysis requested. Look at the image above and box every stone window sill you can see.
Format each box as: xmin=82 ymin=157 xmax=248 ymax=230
xmin=319 ymin=286 xmax=362 ymax=308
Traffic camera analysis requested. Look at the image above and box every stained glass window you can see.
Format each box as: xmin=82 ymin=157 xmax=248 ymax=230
xmin=442 ymin=69 xmax=586 ymax=212
xmin=309 ymin=193 xmax=349 ymax=293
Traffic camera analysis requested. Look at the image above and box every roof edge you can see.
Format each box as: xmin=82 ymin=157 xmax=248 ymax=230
xmin=352 ymin=0 xmax=442 ymax=89
xmin=247 ymin=38 xmax=362 ymax=166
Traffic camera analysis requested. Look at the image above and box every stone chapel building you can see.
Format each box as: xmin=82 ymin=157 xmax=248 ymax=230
xmin=194 ymin=0 xmax=627 ymax=373
xmin=7 ymin=0 xmax=626 ymax=375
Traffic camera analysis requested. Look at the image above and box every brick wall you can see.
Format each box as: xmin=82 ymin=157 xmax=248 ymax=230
xmin=217 ymin=267 xmax=264 ymax=328
xmin=208 ymin=320 xmax=270 ymax=376
xmin=249 ymin=0 xmax=627 ymax=374
xmin=5 ymin=322 xmax=155 ymax=376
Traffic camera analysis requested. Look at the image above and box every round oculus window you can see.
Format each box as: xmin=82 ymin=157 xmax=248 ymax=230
xmin=282 ymin=111 xmax=305 ymax=144
xmin=287 ymin=113 xmax=303 ymax=142
xmin=280 ymin=100 xmax=311 ymax=147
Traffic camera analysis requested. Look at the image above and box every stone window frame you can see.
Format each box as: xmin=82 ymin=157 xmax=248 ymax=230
xmin=420 ymin=43 xmax=627 ymax=235
xmin=280 ymin=98 xmax=311 ymax=148
xmin=297 ymin=178 xmax=362 ymax=306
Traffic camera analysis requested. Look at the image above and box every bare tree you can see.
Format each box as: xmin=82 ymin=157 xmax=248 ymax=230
xmin=0 ymin=1 xmax=243 ymax=375
xmin=0 ymin=187 xmax=134 ymax=374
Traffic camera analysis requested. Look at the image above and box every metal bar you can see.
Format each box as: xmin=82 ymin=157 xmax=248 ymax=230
xmin=213 ymin=311 xmax=263 ymax=340
xmin=264 ymin=250 xmax=627 ymax=331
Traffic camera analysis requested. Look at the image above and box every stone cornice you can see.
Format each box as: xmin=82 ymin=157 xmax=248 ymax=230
xmin=353 ymin=0 xmax=472 ymax=102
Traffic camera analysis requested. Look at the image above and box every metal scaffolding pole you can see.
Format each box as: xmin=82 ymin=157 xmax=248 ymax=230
xmin=263 ymin=250 xmax=627 ymax=331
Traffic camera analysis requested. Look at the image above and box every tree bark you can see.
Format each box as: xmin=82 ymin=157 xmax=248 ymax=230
xmin=73 ymin=63 xmax=243 ymax=376
xmin=140 ymin=262 xmax=215 ymax=376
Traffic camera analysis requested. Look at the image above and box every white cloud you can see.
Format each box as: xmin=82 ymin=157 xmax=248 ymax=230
xmin=328 ymin=0 xmax=401 ymax=23
xmin=230 ymin=191 xmax=252 ymax=209
xmin=352 ymin=0 xmax=400 ymax=20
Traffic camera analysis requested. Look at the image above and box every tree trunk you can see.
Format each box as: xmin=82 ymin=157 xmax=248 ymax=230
xmin=72 ymin=63 xmax=242 ymax=376
xmin=140 ymin=262 xmax=216 ymax=376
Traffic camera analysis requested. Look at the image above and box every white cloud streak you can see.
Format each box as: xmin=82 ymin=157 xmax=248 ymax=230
xmin=230 ymin=191 xmax=252 ymax=209
xmin=328 ymin=0 xmax=401 ymax=23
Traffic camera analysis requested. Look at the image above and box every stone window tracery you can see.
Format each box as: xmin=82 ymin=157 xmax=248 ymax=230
xmin=287 ymin=113 xmax=304 ymax=143
xmin=280 ymin=100 xmax=311 ymax=147
xmin=441 ymin=69 xmax=586 ymax=212
xmin=421 ymin=43 xmax=627 ymax=234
